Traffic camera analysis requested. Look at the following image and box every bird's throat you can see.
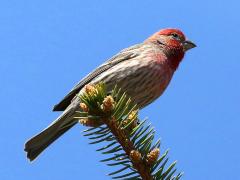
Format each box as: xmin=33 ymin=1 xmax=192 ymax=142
xmin=165 ymin=47 xmax=184 ymax=71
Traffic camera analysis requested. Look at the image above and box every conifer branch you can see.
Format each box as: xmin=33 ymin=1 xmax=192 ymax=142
xmin=75 ymin=83 xmax=183 ymax=180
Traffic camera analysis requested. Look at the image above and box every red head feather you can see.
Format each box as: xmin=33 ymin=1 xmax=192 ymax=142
xmin=146 ymin=28 xmax=187 ymax=70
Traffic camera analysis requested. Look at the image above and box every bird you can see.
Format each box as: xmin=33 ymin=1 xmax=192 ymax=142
xmin=24 ymin=28 xmax=196 ymax=161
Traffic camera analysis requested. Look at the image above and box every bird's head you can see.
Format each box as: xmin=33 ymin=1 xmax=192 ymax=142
xmin=147 ymin=28 xmax=196 ymax=52
xmin=146 ymin=28 xmax=196 ymax=69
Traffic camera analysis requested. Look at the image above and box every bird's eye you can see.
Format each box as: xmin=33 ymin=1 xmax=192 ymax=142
xmin=171 ymin=33 xmax=180 ymax=39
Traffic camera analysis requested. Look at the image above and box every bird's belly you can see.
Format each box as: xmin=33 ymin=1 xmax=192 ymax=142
xmin=123 ymin=67 xmax=173 ymax=108
xmin=92 ymin=59 xmax=173 ymax=108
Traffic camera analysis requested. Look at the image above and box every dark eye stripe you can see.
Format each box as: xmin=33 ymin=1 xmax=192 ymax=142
xmin=156 ymin=40 xmax=164 ymax=45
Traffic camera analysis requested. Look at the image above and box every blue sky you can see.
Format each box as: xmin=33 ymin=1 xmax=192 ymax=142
xmin=0 ymin=0 xmax=239 ymax=179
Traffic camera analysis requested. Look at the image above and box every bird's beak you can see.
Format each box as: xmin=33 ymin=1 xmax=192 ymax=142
xmin=182 ymin=40 xmax=196 ymax=52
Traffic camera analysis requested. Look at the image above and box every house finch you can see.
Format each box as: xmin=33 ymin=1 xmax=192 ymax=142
xmin=25 ymin=28 xmax=196 ymax=161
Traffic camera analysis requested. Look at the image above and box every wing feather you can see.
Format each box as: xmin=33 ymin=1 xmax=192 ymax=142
xmin=53 ymin=44 xmax=141 ymax=111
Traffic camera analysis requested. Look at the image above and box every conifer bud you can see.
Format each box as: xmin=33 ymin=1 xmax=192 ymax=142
xmin=85 ymin=84 xmax=96 ymax=95
xmin=130 ymin=150 xmax=142 ymax=163
xmin=80 ymin=103 xmax=89 ymax=112
xmin=146 ymin=148 xmax=160 ymax=165
xmin=101 ymin=95 xmax=115 ymax=112
xmin=128 ymin=110 xmax=138 ymax=121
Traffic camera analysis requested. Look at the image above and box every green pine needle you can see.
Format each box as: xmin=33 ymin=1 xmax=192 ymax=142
xmin=75 ymin=83 xmax=182 ymax=180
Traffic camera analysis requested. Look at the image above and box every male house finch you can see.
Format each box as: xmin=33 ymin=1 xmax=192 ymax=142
xmin=25 ymin=28 xmax=196 ymax=161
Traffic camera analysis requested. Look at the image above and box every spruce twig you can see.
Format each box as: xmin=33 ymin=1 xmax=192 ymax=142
xmin=75 ymin=83 xmax=182 ymax=180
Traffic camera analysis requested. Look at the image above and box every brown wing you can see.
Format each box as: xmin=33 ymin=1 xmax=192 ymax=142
xmin=53 ymin=44 xmax=141 ymax=111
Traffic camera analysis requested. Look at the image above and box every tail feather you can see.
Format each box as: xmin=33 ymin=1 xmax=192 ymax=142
xmin=24 ymin=107 xmax=78 ymax=161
